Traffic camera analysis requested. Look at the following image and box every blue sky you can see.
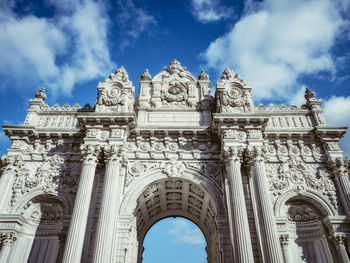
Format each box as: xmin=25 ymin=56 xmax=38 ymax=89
xmin=143 ymin=217 xmax=207 ymax=263
xmin=1 ymin=0 xmax=350 ymax=155
xmin=0 ymin=0 xmax=350 ymax=260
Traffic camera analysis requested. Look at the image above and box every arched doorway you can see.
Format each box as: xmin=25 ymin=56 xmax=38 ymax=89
xmin=283 ymin=198 xmax=339 ymax=263
xmin=134 ymin=178 xmax=222 ymax=263
xmin=142 ymin=217 xmax=207 ymax=262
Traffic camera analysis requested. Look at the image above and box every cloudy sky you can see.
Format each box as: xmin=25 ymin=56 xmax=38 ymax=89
xmin=0 ymin=0 xmax=349 ymax=260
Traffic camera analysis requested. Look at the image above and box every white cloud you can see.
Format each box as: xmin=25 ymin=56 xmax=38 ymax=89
xmin=0 ymin=0 xmax=114 ymax=96
xmin=169 ymin=218 xmax=205 ymax=246
xmin=287 ymin=85 xmax=307 ymax=106
xmin=116 ymin=0 xmax=156 ymax=50
xmin=323 ymin=96 xmax=350 ymax=156
xmin=191 ymin=0 xmax=234 ymax=23
xmin=200 ymin=0 xmax=347 ymax=101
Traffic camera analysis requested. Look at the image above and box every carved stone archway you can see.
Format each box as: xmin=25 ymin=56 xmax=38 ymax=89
xmin=134 ymin=178 xmax=221 ymax=263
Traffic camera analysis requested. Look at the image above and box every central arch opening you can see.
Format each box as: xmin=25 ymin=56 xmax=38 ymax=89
xmin=134 ymin=178 xmax=222 ymax=263
xmin=142 ymin=217 xmax=207 ymax=263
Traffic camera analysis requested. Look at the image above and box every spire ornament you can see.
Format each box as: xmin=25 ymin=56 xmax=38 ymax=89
xmin=35 ymin=88 xmax=46 ymax=101
xmin=140 ymin=69 xmax=152 ymax=81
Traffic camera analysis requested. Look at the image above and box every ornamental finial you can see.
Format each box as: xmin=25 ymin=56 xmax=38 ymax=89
xmin=164 ymin=60 xmax=186 ymax=74
xmin=140 ymin=69 xmax=152 ymax=80
xmin=35 ymin=88 xmax=46 ymax=101
xmin=198 ymin=70 xmax=209 ymax=80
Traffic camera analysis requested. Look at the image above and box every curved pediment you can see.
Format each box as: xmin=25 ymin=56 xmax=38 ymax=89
xmin=137 ymin=60 xmax=212 ymax=128
xmin=152 ymin=59 xmax=197 ymax=82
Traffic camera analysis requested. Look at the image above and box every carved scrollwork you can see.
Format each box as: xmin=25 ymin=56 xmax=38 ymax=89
xmin=267 ymin=160 xmax=337 ymax=209
xmin=1 ymin=155 xmax=24 ymax=173
xmin=163 ymin=157 xmax=185 ymax=177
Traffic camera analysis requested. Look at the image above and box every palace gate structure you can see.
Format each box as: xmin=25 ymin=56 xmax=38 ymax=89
xmin=0 ymin=60 xmax=350 ymax=263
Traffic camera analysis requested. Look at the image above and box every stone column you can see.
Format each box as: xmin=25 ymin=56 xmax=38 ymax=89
xmin=56 ymin=234 xmax=66 ymax=263
xmin=62 ymin=145 xmax=100 ymax=263
xmin=92 ymin=146 xmax=126 ymax=263
xmin=331 ymin=234 xmax=350 ymax=263
xmin=248 ymin=147 xmax=284 ymax=263
xmin=0 ymin=155 xmax=22 ymax=213
xmin=223 ymin=148 xmax=254 ymax=262
xmin=0 ymin=232 xmax=17 ymax=263
xmin=329 ymin=158 xmax=350 ymax=218
xmin=279 ymin=234 xmax=292 ymax=263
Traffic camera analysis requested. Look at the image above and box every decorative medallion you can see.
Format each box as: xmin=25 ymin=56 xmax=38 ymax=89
xmin=227 ymin=86 xmax=242 ymax=99
xmin=168 ymin=85 xmax=182 ymax=95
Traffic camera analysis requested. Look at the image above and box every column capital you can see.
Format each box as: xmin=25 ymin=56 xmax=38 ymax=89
xmin=0 ymin=155 xmax=23 ymax=173
xmin=221 ymin=147 xmax=243 ymax=165
xmin=327 ymin=157 xmax=348 ymax=178
xmin=330 ymin=233 xmax=347 ymax=248
xmin=244 ymin=146 xmax=267 ymax=166
xmin=80 ymin=144 xmax=101 ymax=165
xmin=1 ymin=232 xmax=17 ymax=245
xmin=103 ymin=145 xmax=128 ymax=167
xmin=279 ymin=234 xmax=289 ymax=246
xmin=58 ymin=233 xmax=66 ymax=244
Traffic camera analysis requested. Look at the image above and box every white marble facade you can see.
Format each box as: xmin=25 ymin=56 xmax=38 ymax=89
xmin=0 ymin=60 xmax=350 ymax=263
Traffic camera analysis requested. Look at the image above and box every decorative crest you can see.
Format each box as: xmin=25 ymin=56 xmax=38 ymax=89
xmin=35 ymin=88 xmax=46 ymax=101
xmin=198 ymin=70 xmax=209 ymax=81
xmin=163 ymin=157 xmax=185 ymax=177
xmin=164 ymin=60 xmax=187 ymax=75
xmin=107 ymin=66 xmax=130 ymax=83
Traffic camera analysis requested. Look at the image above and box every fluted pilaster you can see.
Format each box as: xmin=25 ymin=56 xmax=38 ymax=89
xmin=223 ymin=147 xmax=254 ymax=263
xmin=331 ymin=234 xmax=350 ymax=263
xmin=247 ymin=147 xmax=283 ymax=263
xmin=62 ymin=145 xmax=100 ymax=263
xmin=0 ymin=232 xmax=17 ymax=263
xmin=329 ymin=158 xmax=350 ymax=218
xmin=279 ymin=234 xmax=292 ymax=263
xmin=0 ymin=155 xmax=23 ymax=213
xmin=92 ymin=145 xmax=126 ymax=263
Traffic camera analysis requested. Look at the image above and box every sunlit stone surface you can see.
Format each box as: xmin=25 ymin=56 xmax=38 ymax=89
xmin=0 ymin=60 xmax=350 ymax=263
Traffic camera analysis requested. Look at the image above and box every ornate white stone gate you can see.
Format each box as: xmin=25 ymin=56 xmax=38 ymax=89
xmin=1 ymin=60 xmax=350 ymax=263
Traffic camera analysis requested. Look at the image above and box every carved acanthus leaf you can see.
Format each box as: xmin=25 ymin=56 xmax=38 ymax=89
xmin=80 ymin=145 xmax=100 ymax=164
